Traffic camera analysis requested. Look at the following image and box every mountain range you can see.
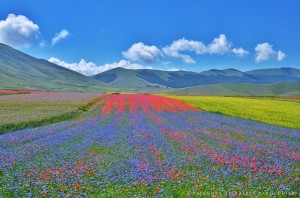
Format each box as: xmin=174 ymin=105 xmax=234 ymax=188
xmin=0 ymin=43 xmax=299 ymax=96
xmin=93 ymin=67 xmax=300 ymax=88
xmin=162 ymin=82 xmax=300 ymax=96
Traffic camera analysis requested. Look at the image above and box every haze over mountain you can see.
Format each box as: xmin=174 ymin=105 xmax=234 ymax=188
xmin=0 ymin=43 xmax=299 ymax=96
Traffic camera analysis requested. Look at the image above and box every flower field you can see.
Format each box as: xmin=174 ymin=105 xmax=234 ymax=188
xmin=165 ymin=95 xmax=300 ymax=129
xmin=0 ymin=94 xmax=299 ymax=197
xmin=0 ymin=92 xmax=102 ymax=134
xmin=0 ymin=90 xmax=53 ymax=94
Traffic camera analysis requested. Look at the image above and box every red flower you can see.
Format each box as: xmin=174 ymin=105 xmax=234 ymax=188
xmin=154 ymin=187 xmax=160 ymax=193
xmin=74 ymin=183 xmax=80 ymax=190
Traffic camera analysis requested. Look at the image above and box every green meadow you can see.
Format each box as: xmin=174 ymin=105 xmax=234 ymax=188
xmin=0 ymin=92 xmax=102 ymax=134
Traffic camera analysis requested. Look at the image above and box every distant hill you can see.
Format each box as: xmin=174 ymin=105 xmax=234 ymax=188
xmin=93 ymin=67 xmax=300 ymax=88
xmin=161 ymin=82 xmax=300 ymax=96
xmin=246 ymin=67 xmax=300 ymax=84
xmin=1 ymin=43 xmax=299 ymax=95
xmin=0 ymin=43 xmax=110 ymax=92
xmin=93 ymin=67 xmax=166 ymax=88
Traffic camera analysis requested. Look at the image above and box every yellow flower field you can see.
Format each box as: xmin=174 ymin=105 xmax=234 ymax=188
xmin=164 ymin=96 xmax=300 ymax=129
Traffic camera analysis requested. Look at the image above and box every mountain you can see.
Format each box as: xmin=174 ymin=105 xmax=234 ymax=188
xmin=246 ymin=68 xmax=300 ymax=83
xmin=1 ymin=43 xmax=299 ymax=95
xmin=161 ymin=82 xmax=300 ymax=96
xmin=0 ymin=43 xmax=110 ymax=92
xmin=93 ymin=67 xmax=168 ymax=88
xmin=93 ymin=67 xmax=300 ymax=88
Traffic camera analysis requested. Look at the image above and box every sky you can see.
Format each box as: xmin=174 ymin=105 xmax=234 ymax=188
xmin=0 ymin=0 xmax=299 ymax=75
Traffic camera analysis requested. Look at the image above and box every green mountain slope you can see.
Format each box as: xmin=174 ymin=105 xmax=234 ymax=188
xmin=0 ymin=43 xmax=110 ymax=92
xmin=93 ymin=67 xmax=167 ymax=88
xmin=161 ymin=82 xmax=300 ymax=96
xmin=93 ymin=67 xmax=300 ymax=88
xmin=245 ymin=68 xmax=300 ymax=83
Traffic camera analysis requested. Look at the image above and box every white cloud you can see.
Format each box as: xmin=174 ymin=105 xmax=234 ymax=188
xmin=49 ymin=58 xmax=101 ymax=75
xmin=206 ymin=34 xmax=232 ymax=54
xmin=122 ymin=42 xmax=163 ymax=63
xmin=232 ymin=47 xmax=249 ymax=57
xmin=163 ymin=34 xmax=248 ymax=64
xmin=255 ymin=43 xmax=275 ymax=62
xmin=277 ymin=50 xmax=286 ymax=61
xmin=177 ymin=54 xmax=196 ymax=64
xmin=48 ymin=58 xmax=151 ymax=76
xmin=255 ymin=43 xmax=285 ymax=62
xmin=0 ymin=14 xmax=39 ymax=47
xmin=101 ymin=60 xmax=152 ymax=71
xmin=167 ymin=68 xmax=182 ymax=71
xmin=51 ymin=29 xmax=69 ymax=46
xmin=162 ymin=38 xmax=206 ymax=64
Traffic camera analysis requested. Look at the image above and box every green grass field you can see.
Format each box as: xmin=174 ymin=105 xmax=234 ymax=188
xmin=0 ymin=92 xmax=102 ymax=134
xmin=164 ymin=95 xmax=300 ymax=129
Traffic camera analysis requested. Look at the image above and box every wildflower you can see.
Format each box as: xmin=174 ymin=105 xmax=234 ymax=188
xmin=74 ymin=183 xmax=80 ymax=190
xmin=154 ymin=187 xmax=160 ymax=193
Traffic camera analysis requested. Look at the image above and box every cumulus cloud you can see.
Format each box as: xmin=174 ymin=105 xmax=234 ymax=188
xmin=277 ymin=51 xmax=286 ymax=61
xmin=0 ymin=14 xmax=39 ymax=47
xmin=100 ymin=59 xmax=152 ymax=71
xmin=255 ymin=43 xmax=285 ymax=62
xmin=122 ymin=42 xmax=163 ymax=63
xmin=255 ymin=43 xmax=275 ymax=62
xmin=206 ymin=34 xmax=232 ymax=54
xmin=163 ymin=34 xmax=248 ymax=64
xmin=232 ymin=47 xmax=249 ymax=57
xmin=162 ymin=38 xmax=206 ymax=64
xmin=49 ymin=58 xmax=102 ymax=75
xmin=48 ymin=58 xmax=151 ymax=76
xmin=51 ymin=29 xmax=69 ymax=46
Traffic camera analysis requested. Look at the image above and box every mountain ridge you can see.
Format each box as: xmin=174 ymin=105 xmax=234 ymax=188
xmin=93 ymin=67 xmax=300 ymax=88
xmin=0 ymin=43 xmax=111 ymax=92
xmin=161 ymin=82 xmax=300 ymax=96
xmin=0 ymin=43 xmax=299 ymax=96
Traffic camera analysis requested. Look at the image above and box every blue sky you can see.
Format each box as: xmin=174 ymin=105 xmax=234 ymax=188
xmin=0 ymin=0 xmax=299 ymax=75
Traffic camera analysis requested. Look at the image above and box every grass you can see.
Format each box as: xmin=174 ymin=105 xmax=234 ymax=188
xmin=164 ymin=95 xmax=300 ymax=129
xmin=0 ymin=92 xmax=102 ymax=134
xmin=0 ymin=111 xmax=77 ymax=135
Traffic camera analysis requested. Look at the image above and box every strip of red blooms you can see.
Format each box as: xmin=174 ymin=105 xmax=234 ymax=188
xmin=101 ymin=94 xmax=200 ymax=115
